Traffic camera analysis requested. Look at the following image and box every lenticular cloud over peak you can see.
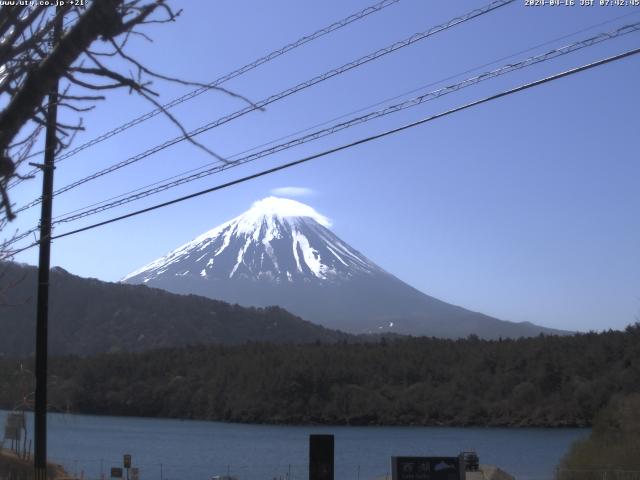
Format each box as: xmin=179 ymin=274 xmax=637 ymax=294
xmin=269 ymin=186 xmax=315 ymax=198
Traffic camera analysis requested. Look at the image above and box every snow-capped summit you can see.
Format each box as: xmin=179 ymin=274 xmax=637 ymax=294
xmin=235 ymin=196 xmax=332 ymax=229
xmin=123 ymin=197 xmax=566 ymax=339
xmin=123 ymin=196 xmax=379 ymax=286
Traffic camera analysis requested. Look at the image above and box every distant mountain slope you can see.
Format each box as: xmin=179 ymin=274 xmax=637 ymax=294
xmin=0 ymin=262 xmax=349 ymax=356
xmin=124 ymin=197 xmax=567 ymax=339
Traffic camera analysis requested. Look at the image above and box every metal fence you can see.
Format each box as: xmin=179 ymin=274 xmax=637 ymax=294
xmin=11 ymin=460 xmax=393 ymax=480
xmin=557 ymin=470 xmax=640 ymax=480
xmin=7 ymin=451 xmax=640 ymax=480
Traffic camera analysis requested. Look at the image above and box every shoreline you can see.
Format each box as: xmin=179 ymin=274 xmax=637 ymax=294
xmin=1 ymin=408 xmax=592 ymax=429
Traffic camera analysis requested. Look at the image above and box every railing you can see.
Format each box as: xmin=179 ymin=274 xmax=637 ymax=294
xmin=7 ymin=453 xmax=640 ymax=480
xmin=9 ymin=459 xmax=394 ymax=480
xmin=557 ymin=470 xmax=640 ymax=480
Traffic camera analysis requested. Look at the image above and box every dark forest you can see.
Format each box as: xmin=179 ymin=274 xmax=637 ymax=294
xmin=1 ymin=326 xmax=638 ymax=427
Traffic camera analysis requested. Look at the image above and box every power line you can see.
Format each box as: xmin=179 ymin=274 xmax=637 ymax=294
xmin=56 ymin=10 xmax=640 ymax=222
xmin=14 ymin=8 xmax=640 ymax=193
xmin=49 ymin=21 xmax=640 ymax=225
xmin=7 ymin=45 xmax=638 ymax=257
xmin=12 ymin=0 xmax=515 ymax=214
xmin=49 ymin=47 xmax=640 ymax=239
xmin=7 ymin=0 xmax=401 ymax=190
xmin=5 ymin=18 xmax=638 ymax=249
xmin=213 ymin=9 xmax=640 ymax=163
xmin=5 ymin=20 xmax=638 ymax=248
xmin=4 ymin=227 xmax=39 ymax=247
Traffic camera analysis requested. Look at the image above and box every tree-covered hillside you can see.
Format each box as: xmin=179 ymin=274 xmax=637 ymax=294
xmin=1 ymin=326 xmax=638 ymax=427
xmin=0 ymin=262 xmax=349 ymax=356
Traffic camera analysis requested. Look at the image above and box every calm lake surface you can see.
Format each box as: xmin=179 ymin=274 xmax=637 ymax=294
xmin=0 ymin=411 xmax=588 ymax=480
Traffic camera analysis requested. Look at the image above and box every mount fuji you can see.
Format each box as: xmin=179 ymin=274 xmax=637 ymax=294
xmin=123 ymin=197 xmax=564 ymax=338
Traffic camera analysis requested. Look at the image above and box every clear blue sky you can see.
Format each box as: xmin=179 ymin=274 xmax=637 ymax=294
xmin=7 ymin=0 xmax=640 ymax=332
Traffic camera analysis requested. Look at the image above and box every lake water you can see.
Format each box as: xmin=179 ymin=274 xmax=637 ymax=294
xmin=0 ymin=411 xmax=588 ymax=480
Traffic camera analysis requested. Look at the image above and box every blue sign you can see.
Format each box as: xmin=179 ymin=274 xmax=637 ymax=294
xmin=391 ymin=456 xmax=463 ymax=480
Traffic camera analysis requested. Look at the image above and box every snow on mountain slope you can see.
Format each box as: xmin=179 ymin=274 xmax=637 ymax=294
xmin=123 ymin=197 xmax=567 ymax=339
xmin=123 ymin=197 xmax=380 ymax=285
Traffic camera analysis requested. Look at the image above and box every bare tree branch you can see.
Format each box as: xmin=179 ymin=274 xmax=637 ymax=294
xmin=0 ymin=0 xmax=251 ymax=247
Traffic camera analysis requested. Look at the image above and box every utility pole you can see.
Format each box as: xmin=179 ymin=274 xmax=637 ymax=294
xmin=34 ymin=7 xmax=63 ymax=480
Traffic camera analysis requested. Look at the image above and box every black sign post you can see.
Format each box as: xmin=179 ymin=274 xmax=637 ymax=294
xmin=391 ymin=456 xmax=464 ymax=480
xmin=309 ymin=434 xmax=334 ymax=480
